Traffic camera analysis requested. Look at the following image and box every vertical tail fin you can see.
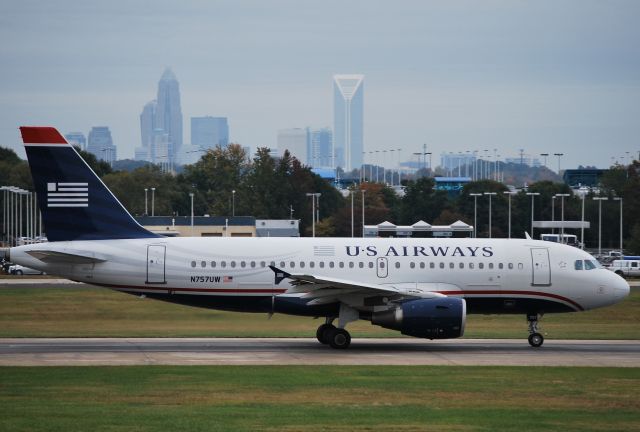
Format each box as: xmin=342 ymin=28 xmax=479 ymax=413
xmin=20 ymin=126 xmax=159 ymax=241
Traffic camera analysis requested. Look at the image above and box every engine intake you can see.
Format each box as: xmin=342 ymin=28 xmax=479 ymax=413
xmin=371 ymin=297 xmax=466 ymax=339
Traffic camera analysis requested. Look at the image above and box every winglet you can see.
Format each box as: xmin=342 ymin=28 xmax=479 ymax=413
xmin=268 ymin=265 xmax=291 ymax=285
xmin=525 ymin=232 xmax=532 ymax=240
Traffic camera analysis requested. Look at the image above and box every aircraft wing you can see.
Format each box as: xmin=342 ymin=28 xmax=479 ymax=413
xmin=268 ymin=265 xmax=446 ymax=306
xmin=26 ymin=250 xmax=108 ymax=264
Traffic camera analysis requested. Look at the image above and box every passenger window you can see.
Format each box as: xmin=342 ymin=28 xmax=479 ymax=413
xmin=241 ymin=261 xmax=246 ymax=268
xmin=508 ymin=263 xmax=514 ymax=270
xmin=280 ymin=261 xmax=285 ymax=267
xmin=575 ymin=260 xmax=583 ymax=270
xmin=260 ymin=261 xmax=266 ymax=267
xmin=479 ymin=263 xmax=484 ymax=269
xmin=395 ymin=262 xmax=401 ymax=269
xmin=251 ymin=261 xmax=256 ymax=268
xmin=518 ymin=263 xmax=524 ymax=270
xmin=349 ymin=262 xmax=354 ymax=268
xmin=339 ymin=262 xmax=344 ymax=268
xmin=449 ymin=262 xmax=454 ymax=269
xmin=300 ymin=262 xmax=305 ymax=268
xmin=498 ymin=263 xmax=503 ymax=269
xmin=201 ymin=261 xmax=206 ymax=268
xmin=368 ymin=262 xmax=374 ymax=268
xmin=420 ymin=262 xmax=425 ymax=269
xmin=439 ymin=262 xmax=445 ymax=269
xmin=430 ymin=262 xmax=435 ymax=269
xmin=459 ymin=263 xmax=464 ymax=269
xmin=309 ymin=262 xmax=314 ymax=268
xmin=488 ymin=263 xmax=494 ymax=269
xmin=359 ymin=262 xmax=364 ymax=268
xmin=330 ymin=262 xmax=335 ymax=268
xmin=410 ymin=262 xmax=415 ymax=269
xmin=320 ymin=262 xmax=325 ymax=268
xmin=221 ymin=261 xmax=227 ymax=268
xmin=211 ymin=261 xmax=217 ymax=268
xmin=632 ymin=262 xmax=639 ymax=268
xmin=191 ymin=261 xmax=196 ymax=268
xmin=230 ymin=261 xmax=236 ymax=268
xmin=290 ymin=262 xmax=295 ymax=268
xmin=269 ymin=261 xmax=275 ymax=267
xmin=469 ymin=262 xmax=474 ymax=269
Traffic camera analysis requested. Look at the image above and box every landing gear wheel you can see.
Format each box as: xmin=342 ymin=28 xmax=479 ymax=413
xmin=528 ymin=332 xmax=544 ymax=348
xmin=316 ymin=324 xmax=336 ymax=344
xmin=328 ymin=328 xmax=351 ymax=349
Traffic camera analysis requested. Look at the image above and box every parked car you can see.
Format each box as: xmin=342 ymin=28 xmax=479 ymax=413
xmin=8 ymin=264 xmax=44 ymax=276
xmin=609 ymin=259 xmax=640 ymax=278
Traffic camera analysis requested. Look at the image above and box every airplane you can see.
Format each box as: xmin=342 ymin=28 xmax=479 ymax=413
xmin=3 ymin=126 xmax=630 ymax=349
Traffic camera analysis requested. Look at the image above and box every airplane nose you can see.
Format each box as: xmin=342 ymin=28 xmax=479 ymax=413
xmin=611 ymin=272 xmax=630 ymax=300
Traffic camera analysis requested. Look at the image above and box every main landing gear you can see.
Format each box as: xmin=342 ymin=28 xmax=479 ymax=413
xmin=316 ymin=319 xmax=351 ymax=349
xmin=527 ymin=313 xmax=544 ymax=348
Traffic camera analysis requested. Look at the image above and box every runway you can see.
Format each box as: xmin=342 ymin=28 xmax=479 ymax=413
xmin=1 ymin=338 xmax=638 ymax=367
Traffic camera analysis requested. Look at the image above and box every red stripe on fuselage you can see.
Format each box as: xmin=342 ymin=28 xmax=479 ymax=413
xmin=92 ymin=282 xmax=583 ymax=311
xmin=20 ymin=126 xmax=68 ymax=144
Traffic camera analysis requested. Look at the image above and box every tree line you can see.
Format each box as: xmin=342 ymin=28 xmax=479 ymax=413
xmin=1 ymin=145 xmax=639 ymax=253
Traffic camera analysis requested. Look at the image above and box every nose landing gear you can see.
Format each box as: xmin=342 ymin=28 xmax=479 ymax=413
xmin=527 ymin=313 xmax=544 ymax=347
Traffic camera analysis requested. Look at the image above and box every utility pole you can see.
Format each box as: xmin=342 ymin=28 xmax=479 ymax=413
xmin=470 ymin=193 xmax=482 ymax=238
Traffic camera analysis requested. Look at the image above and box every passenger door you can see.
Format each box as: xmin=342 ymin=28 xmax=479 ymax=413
xmin=146 ymin=245 xmax=166 ymax=284
xmin=531 ymin=248 xmax=551 ymax=286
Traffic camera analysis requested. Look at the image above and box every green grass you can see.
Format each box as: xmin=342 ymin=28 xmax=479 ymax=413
xmin=0 ymin=366 xmax=638 ymax=431
xmin=0 ymin=286 xmax=638 ymax=339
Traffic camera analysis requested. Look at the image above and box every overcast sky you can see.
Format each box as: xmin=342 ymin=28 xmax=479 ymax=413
xmin=1 ymin=0 xmax=638 ymax=170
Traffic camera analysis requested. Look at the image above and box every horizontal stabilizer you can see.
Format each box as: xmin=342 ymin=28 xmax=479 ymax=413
xmin=26 ymin=250 xmax=108 ymax=264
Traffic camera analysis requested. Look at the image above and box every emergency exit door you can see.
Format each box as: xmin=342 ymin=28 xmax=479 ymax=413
xmin=146 ymin=245 xmax=166 ymax=284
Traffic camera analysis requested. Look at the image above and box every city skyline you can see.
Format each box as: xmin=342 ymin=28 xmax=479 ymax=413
xmin=0 ymin=1 xmax=638 ymax=170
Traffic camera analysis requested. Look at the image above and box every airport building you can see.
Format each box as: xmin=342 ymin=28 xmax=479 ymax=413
xmin=364 ymin=220 xmax=474 ymax=238
xmin=136 ymin=216 xmax=299 ymax=237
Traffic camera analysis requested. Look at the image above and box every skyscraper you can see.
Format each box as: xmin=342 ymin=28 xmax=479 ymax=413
xmin=136 ymin=100 xmax=157 ymax=161
xmin=64 ymin=132 xmax=86 ymax=151
xmin=87 ymin=126 xmax=116 ymax=165
xmin=138 ymin=68 xmax=183 ymax=165
xmin=191 ymin=116 xmax=229 ymax=149
xmin=277 ymin=128 xmax=308 ymax=163
xmin=333 ymin=74 xmax=364 ymax=171
xmin=309 ymin=127 xmax=333 ymax=168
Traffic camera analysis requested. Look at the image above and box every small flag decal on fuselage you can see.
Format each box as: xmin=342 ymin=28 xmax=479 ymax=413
xmin=47 ymin=182 xmax=89 ymax=207
xmin=223 ymin=276 xmax=233 ymax=283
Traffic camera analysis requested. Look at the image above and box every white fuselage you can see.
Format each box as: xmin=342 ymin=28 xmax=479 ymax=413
xmin=10 ymin=236 xmax=629 ymax=315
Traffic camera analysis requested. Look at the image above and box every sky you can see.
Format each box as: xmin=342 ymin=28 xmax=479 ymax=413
xmin=1 ymin=0 xmax=639 ymax=170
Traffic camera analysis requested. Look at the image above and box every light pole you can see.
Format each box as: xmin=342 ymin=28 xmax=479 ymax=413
xmin=551 ymin=196 xmax=556 ymax=234
xmin=613 ymin=197 xmax=623 ymax=255
xmin=503 ymin=191 xmax=515 ymax=239
xmin=555 ymin=193 xmax=570 ymax=242
xmin=470 ymin=193 xmax=482 ymax=238
xmin=232 ymin=190 xmax=236 ymax=217
xmin=144 ymin=188 xmax=148 ymax=215
xmin=526 ymin=192 xmax=540 ymax=237
xmin=350 ymin=189 xmax=354 ymax=238
xmin=554 ymin=153 xmax=564 ymax=174
xmin=189 ymin=192 xmax=194 ymax=236
xmin=593 ymin=197 xmax=608 ymax=256
xmin=151 ymin=187 xmax=156 ymax=217
xmin=484 ymin=192 xmax=497 ymax=238
xmin=361 ymin=189 xmax=366 ymax=238
xmin=540 ymin=153 xmax=549 ymax=168
xmin=382 ymin=150 xmax=387 ymax=184
xmin=375 ymin=150 xmax=380 ymax=182
xmin=580 ymin=192 xmax=586 ymax=249
xmin=306 ymin=193 xmax=321 ymax=237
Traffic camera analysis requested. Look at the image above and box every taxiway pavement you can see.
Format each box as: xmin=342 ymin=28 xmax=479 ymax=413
xmin=1 ymin=338 xmax=638 ymax=367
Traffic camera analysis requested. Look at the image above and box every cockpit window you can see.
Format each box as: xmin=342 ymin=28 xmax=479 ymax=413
xmin=574 ymin=260 xmax=583 ymax=270
xmin=584 ymin=260 xmax=597 ymax=270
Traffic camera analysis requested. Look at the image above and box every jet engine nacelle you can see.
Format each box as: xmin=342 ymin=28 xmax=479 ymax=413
xmin=371 ymin=297 xmax=466 ymax=339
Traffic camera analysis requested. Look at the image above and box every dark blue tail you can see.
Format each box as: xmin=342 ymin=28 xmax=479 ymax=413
xmin=20 ymin=126 xmax=159 ymax=241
